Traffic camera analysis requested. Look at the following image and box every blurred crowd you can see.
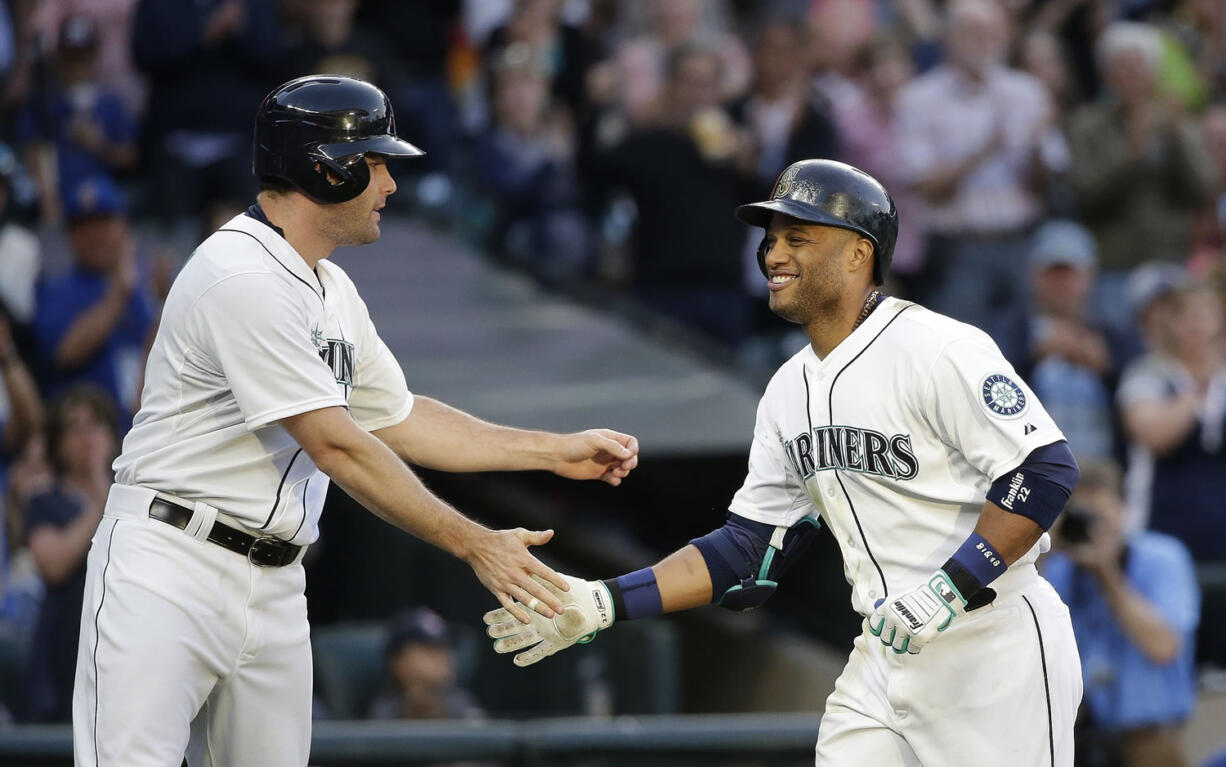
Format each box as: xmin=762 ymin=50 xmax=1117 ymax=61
xmin=0 ymin=0 xmax=1223 ymax=765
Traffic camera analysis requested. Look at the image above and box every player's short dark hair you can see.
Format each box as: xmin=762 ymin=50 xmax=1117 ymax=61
xmin=46 ymin=383 xmax=120 ymax=477
xmin=258 ymin=175 xmax=295 ymax=195
xmin=1072 ymin=458 xmax=1122 ymax=498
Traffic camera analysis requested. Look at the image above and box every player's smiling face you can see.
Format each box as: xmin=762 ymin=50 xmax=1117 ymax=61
xmin=322 ymin=154 xmax=396 ymax=247
xmin=762 ymin=214 xmax=864 ymax=325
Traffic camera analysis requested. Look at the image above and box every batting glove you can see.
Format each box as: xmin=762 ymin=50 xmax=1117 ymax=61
xmin=484 ymin=574 xmax=614 ymax=667
xmin=868 ymin=570 xmax=967 ymax=655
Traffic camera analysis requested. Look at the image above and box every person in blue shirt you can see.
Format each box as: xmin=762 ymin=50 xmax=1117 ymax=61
xmin=1044 ymin=458 xmax=1200 ymax=767
xmin=15 ymin=16 xmax=136 ymax=215
xmin=33 ymin=175 xmax=154 ymax=429
xmin=19 ymin=384 xmax=117 ymax=723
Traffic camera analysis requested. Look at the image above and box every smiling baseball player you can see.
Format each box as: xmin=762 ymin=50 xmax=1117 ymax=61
xmin=72 ymin=75 xmax=638 ymax=767
xmin=486 ymin=160 xmax=1083 ymax=767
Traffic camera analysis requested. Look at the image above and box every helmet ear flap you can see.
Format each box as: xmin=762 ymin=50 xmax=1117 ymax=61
xmin=756 ymin=236 xmax=770 ymax=276
xmin=309 ymin=153 xmax=370 ymax=204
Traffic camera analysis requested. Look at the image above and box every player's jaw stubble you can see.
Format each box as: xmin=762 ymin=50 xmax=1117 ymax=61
xmin=769 ymin=254 xmax=846 ymax=328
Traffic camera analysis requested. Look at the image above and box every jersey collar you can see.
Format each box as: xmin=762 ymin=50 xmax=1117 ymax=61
xmin=806 ymin=296 xmax=907 ymax=369
xmin=218 ymin=212 xmax=325 ymax=301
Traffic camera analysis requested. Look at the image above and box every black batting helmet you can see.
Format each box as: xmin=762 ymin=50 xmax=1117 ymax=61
xmin=253 ymin=75 xmax=424 ymax=204
xmin=736 ymin=159 xmax=898 ymax=286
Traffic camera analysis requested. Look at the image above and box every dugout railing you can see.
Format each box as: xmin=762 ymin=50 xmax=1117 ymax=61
xmin=0 ymin=713 xmax=822 ymax=766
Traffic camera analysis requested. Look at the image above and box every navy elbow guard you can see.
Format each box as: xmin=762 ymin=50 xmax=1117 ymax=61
xmin=691 ymin=514 xmax=822 ymax=611
xmin=986 ymin=441 xmax=1079 ymax=531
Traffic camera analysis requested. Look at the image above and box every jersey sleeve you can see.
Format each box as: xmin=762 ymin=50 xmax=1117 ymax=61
xmin=728 ymin=397 xmax=815 ymax=527
xmin=196 ymin=273 xmax=347 ymax=430
xmin=922 ymin=333 xmax=1066 ymax=482
xmin=347 ymin=310 xmax=413 ymax=432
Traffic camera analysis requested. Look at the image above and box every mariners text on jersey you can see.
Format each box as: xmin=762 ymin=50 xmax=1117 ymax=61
xmin=783 ymin=425 xmax=919 ymax=480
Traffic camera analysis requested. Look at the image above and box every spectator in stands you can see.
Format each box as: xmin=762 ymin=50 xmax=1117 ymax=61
xmin=132 ymin=0 xmax=288 ymax=234
xmin=995 ymin=220 xmax=1130 ymax=461
xmin=368 ymin=608 xmax=483 ymax=721
xmin=734 ymin=18 xmax=838 ymax=203
xmin=282 ymin=0 xmax=395 ymax=90
xmin=1067 ymin=22 xmax=1217 ymax=329
xmin=19 ymin=384 xmax=117 ymax=723
xmin=483 ymin=0 xmax=605 ymax=123
xmin=582 ymin=41 xmax=756 ymax=347
xmin=474 ymin=45 xmax=590 ymax=283
xmin=896 ymin=0 xmax=1053 ymax=330
xmin=1192 ymin=103 xmax=1226 ymax=271
xmin=1017 ymin=28 xmax=1079 ymax=217
xmin=832 ymin=34 xmax=923 ymax=288
xmin=805 ymin=0 xmax=878 ymax=110
xmin=732 ymin=16 xmax=839 ymax=344
xmin=1044 ymin=459 xmax=1199 ymax=767
xmin=1117 ymin=283 xmax=1226 ymax=560
xmin=33 ymin=175 xmax=155 ymax=427
xmin=19 ymin=0 xmax=144 ymax=116
xmin=15 ymin=15 xmax=136 ymax=224
xmin=0 ymin=309 xmax=42 ymax=623
xmin=354 ymin=1 xmax=462 ymax=184
xmin=587 ymin=0 xmax=750 ymax=128
xmin=0 ymin=142 xmax=40 ymax=356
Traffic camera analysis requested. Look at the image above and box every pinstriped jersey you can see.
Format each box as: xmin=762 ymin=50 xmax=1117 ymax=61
xmin=113 ymin=213 xmax=412 ymax=545
xmin=729 ymin=297 xmax=1064 ymax=615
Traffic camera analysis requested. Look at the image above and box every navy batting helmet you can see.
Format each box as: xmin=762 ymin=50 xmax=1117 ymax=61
xmin=253 ymin=75 xmax=424 ymax=204
xmin=736 ymin=159 xmax=898 ymax=286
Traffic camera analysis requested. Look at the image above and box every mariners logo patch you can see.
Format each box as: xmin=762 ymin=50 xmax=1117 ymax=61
xmin=772 ymin=164 xmax=799 ymax=198
xmin=980 ymin=373 xmax=1028 ymax=418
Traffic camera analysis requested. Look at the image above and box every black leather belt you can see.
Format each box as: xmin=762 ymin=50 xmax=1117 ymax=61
xmin=149 ymin=498 xmax=302 ymax=567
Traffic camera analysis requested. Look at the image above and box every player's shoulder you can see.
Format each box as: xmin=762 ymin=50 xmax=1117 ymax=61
xmin=876 ymin=299 xmax=994 ymax=362
xmin=184 ymin=214 xmax=307 ymax=293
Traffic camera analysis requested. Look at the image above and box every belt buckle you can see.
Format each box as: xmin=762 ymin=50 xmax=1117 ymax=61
xmin=248 ymin=536 xmax=285 ymax=568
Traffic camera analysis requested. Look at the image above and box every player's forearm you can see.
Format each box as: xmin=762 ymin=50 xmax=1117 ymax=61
xmin=972 ymin=501 xmax=1045 ymax=565
xmin=313 ymin=425 xmax=488 ymax=560
xmin=375 ymin=396 xmax=558 ymax=473
xmin=55 ymin=289 xmax=130 ymax=369
xmin=654 ymin=545 xmax=715 ymax=612
xmin=1123 ymin=398 xmax=1200 ymax=456
xmin=1096 ymin=570 xmax=1182 ymax=664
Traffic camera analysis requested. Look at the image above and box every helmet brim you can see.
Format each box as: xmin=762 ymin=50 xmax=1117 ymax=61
xmin=735 ymin=199 xmax=863 ymax=238
xmin=319 ymin=134 xmax=425 ymax=161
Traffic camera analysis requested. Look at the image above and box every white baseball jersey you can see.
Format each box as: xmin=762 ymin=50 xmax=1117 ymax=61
xmin=729 ymin=297 xmax=1081 ymax=766
xmin=113 ymin=212 xmax=413 ymax=544
xmin=730 ymin=297 xmax=1064 ymax=613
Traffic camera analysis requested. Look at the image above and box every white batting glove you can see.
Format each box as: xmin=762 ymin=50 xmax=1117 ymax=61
xmin=868 ymin=570 xmax=967 ymax=655
xmin=484 ymin=574 xmax=615 ymax=667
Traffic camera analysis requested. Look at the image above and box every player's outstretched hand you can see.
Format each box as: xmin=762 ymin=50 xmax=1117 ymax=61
xmin=550 ymin=429 xmax=639 ymax=486
xmin=868 ymin=570 xmax=968 ymax=655
xmin=465 ymin=528 xmax=570 ymax=624
xmin=485 ymin=574 xmax=615 ymax=667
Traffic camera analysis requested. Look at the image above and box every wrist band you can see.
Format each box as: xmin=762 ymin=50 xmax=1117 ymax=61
xmin=602 ymin=567 xmax=662 ymax=620
xmin=942 ymin=532 xmax=1006 ymax=598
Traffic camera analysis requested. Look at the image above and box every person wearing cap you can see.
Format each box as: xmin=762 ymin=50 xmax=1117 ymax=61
xmin=368 ymin=608 xmax=484 ymax=721
xmin=15 ymin=15 xmax=136 ymax=222
xmin=1117 ymin=282 xmax=1226 ymax=560
xmin=994 ymin=219 xmax=1132 ymax=462
xmin=33 ymin=175 xmax=154 ymax=428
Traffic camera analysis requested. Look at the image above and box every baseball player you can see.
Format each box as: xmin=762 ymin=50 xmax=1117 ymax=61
xmin=72 ymin=75 xmax=638 ymax=767
xmin=486 ymin=160 xmax=1083 ymax=766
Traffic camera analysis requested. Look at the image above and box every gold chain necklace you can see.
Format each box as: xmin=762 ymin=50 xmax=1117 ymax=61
xmin=853 ymin=289 xmax=884 ymax=330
